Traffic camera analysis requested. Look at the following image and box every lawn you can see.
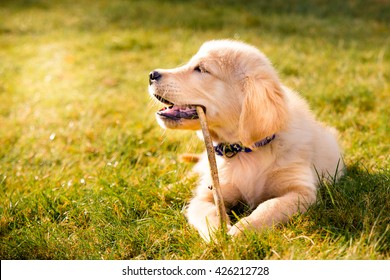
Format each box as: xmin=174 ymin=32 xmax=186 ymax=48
xmin=0 ymin=0 xmax=389 ymax=259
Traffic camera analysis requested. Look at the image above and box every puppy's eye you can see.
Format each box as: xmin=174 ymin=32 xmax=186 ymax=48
xmin=194 ymin=66 xmax=202 ymax=72
xmin=194 ymin=65 xmax=208 ymax=74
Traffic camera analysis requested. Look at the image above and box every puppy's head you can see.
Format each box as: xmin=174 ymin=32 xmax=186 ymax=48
xmin=149 ymin=40 xmax=287 ymax=147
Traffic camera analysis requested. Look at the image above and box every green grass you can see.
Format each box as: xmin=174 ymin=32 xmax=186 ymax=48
xmin=0 ymin=0 xmax=389 ymax=259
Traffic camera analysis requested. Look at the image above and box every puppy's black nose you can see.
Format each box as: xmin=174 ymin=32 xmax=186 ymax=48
xmin=149 ymin=70 xmax=161 ymax=85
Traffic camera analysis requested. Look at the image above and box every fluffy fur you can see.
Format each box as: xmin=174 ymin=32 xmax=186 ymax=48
xmin=149 ymin=40 xmax=344 ymax=242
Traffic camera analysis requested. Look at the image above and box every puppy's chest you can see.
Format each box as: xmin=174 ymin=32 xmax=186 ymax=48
xmin=219 ymin=156 xmax=272 ymax=208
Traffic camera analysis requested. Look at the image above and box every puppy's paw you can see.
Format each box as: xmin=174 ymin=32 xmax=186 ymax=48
xmin=228 ymin=218 xmax=250 ymax=237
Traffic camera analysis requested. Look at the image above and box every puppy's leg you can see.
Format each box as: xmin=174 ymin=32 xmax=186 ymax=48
xmin=186 ymin=183 xmax=239 ymax=242
xmin=229 ymin=167 xmax=317 ymax=236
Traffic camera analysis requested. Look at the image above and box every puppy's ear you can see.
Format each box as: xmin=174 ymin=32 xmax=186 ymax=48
xmin=239 ymin=75 xmax=287 ymax=148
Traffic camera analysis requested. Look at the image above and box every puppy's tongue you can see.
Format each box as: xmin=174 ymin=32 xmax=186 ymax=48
xmin=157 ymin=105 xmax=199 ymax=120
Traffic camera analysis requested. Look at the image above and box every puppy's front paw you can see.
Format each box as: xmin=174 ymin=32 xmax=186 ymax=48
xmin=227 ymin=225 xmax=241 ymax=237
xmin=228 ymin=218 xmax=250 ymax=237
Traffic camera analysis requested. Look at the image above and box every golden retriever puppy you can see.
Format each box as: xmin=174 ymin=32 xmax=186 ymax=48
xmin=148 ymin=40 xmax=344 ymax=242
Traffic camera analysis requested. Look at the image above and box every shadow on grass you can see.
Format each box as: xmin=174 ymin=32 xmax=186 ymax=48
xmin=1 ymin=0 xmax=389 ymax=35
xmin=307 ymin=163 xmax=389 ymax=255
xmin=2 ymin=0 xmax=389 ymax=23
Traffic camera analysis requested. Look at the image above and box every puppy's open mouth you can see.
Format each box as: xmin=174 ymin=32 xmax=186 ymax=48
xmin=154 ymin=95 xmax=201 ymax=120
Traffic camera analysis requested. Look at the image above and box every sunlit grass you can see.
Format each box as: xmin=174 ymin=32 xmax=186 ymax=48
xmin=0 ymin=0 xmax=389 ymax=259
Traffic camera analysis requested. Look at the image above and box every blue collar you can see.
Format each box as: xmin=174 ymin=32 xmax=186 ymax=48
xmin=214 ymin=134 xmax=276 ymax=158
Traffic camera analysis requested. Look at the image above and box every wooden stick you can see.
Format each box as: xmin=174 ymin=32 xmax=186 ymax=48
xmin=196 ymin=106 xmax=228 ymax=233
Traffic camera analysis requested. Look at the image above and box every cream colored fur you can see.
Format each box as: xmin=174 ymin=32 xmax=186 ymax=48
xmin=149 ymin=40 xmax=344 ymax=242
